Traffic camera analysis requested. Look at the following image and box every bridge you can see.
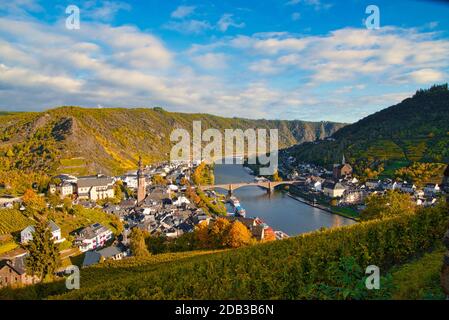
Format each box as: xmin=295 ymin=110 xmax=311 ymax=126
xmin=199 ymin=180 xmax=297 ymax=195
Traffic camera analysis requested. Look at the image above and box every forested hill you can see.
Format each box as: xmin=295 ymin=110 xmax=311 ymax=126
xmin=286 ymin=84 xmax=449 ymax=171
xmin=0 ymin=107 xmax=344 ymax=176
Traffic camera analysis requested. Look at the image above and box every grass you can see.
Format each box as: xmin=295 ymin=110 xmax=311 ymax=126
xmin=0 ymin=241 xmax=18 ymax=255
xmin=379 ymin=160 xmax=411 ymax=179
xmin=0 ymin=209 xmax=34 ymax=235
xmin=390 ymin=246 xmax=446 ymax=300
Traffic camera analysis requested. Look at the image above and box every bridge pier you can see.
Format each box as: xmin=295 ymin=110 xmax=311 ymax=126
xmin=228 ymin=184 xmax=233 ymax=197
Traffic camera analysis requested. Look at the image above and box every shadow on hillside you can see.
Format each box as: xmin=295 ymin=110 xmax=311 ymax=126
xmin=0 ymin=278 xmax=68 ymax=300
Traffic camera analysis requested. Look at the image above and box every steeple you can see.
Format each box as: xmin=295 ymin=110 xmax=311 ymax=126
xmin=342 ymin=154 xmax=346 ymax=165
xmin=137 ymin=156 xmax=144 ymax=177
xmin=137 ymin=156 xmax=146 ymax=204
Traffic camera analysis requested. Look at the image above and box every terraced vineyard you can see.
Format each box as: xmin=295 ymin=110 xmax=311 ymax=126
xmin=0 ymin=209 xmax=33 ymax=235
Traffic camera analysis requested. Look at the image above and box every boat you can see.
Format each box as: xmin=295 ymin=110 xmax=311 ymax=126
xmin=235 ymin=206 xmax=246 ymax=217
xmin=229 ymin=196 xmax=240 ymax=207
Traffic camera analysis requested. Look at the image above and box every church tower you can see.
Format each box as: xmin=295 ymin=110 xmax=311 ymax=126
xmin=137 ymin=156 xmax=146 ymax=204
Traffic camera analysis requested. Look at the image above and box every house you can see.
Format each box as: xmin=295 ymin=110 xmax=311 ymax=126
xmin=424 ymin=183 xmax=440 ymax=195
xmin=123 ymin=174 xmax=138 ymax=189
xmin=401 ymin=183 xmax=416 ymax=194
xmin=365 ymin=179 xmax=380 ymax=189
xmin=341 ymin=190 xmax=367 ymax=204
xmin=20 ymin=220 xmax=62 ymax=244
xmin=322 ymin=181 xmax=346 ymax=198
xmin=82 ymin=245 xmax=126 ymax=267
xmin=76 ymin=175 xmax=115 ymax=201
xmin=0 ymin=256 xmax=36 ymax=288
xmin=75 ymin=223 xmax=113 ymax=252
xmin=57 ymin=182 xmax=74 ymax=198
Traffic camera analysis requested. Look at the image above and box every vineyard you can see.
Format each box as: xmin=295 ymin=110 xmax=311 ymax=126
xmin=0 ymin=209 xmax=33 ymax=235
xmin=2 ymin=203 xmax=445 ymax=300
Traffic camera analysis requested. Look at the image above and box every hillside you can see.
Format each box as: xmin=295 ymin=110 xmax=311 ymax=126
xmin=286 ymin=84 xmax=449 ymax=173
xmin=0 ymin=107 xmax=345 ymax=177
xmin=0 ymin=204 xmax=446 ymax=300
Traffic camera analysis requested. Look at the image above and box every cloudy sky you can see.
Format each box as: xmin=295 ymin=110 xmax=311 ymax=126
xmin=0 ymin=0 xmax=448 ymax=122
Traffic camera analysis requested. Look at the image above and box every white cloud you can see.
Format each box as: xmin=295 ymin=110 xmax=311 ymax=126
xmin=406 ymin=69 xmax=444 ymax=84
xmin=82 ymin=1 xmax=131 ymax=22
xmin=0 ymin=13 xmax=448 ymax=122
xmin=191 ymin=53 xmax=228 ymax=70
xmin=171 ymin=6 xmax=196 ymax=19
xmin=163 ymin=19 xmax=213 ymax=34
xmin=217 ymin=14 xmax=245 ymax=32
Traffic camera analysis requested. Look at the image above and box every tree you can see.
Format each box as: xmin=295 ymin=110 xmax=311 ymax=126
xmin=224 ymin=221 xmax=253 ymax=248
xmin=194 ymin=221 xmax=211 ymax=249
xmin=22 ymin=188 xmax=46 ymax=215
xmin=361 ymin=190 xmax=416 ymax=220
xmin=129 ymin=228 xmax=151 ymax=257
xmin=25 ymin=220 xmax=60 ymax=282
xmin=209 ymin=218 xmax=231 ymax=247
xmin=152 ymin=175 xmax=167 ymax=186
xmin=272 ymin=171 xmax=282 ymax=182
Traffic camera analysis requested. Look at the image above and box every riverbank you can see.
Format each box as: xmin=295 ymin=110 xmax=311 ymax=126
xmin=286 ymin=193 xmax=359 ymax=221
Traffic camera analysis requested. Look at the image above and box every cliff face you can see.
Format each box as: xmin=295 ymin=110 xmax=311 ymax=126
xmin=0 ymin=107 xmax=345 ymax=175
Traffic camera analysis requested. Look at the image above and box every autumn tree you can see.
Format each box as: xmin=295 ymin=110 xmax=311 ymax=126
xmin=272 ymin=171 xmax=282 ymax=182
xmin=129 ymin=228 xmax=151 ymax=257
xmin=361 ymin=190 xmax=416 ymax=220
xmin=152 ymin=175 xmax=167 ymax=186
xmin=23 ymin=188 xmax=46 ymax=215
xmin=194 ymin=221 xmax=211 ymax=249
xmin=25 ymin=220 xmax=60 ymax=282
xmin=224 ymin=221 xmax=253 ymax=248
xmin=209 ymin=218 xmax=231 ymax=247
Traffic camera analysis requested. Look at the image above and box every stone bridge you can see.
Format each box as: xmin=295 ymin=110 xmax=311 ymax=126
xmin=199 ymin=180 xmax=297 ymax=195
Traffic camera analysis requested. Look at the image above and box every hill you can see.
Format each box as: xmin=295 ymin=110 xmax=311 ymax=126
xmin=0 ymin=107 xmax=345 ymax=177
xmin=286 ymin=84 xmax=449 ymax=175
xmin=0 ymin=204 xmax=446 ymax=300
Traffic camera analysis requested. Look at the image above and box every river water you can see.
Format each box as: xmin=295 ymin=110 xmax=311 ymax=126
xmin=213 ymin=163 xmax=355 ymax=236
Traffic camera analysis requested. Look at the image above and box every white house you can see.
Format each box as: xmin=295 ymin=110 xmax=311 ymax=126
xmin=401 ymin=183 xmax=416 ymax=194
xmin=365 ymin=179 xmax=380 ymax=189
xmin=57 ymin=182 xmax=74 ymax=198
xmin=123 ymin=174 xmax=138 ymax=189
xmin=76 ymin=175 xmax=115 ymax=201
xmin=20 ymin=220 xmax=62 ymax=244
xmin=322 ymin=181 xmax=346 ymax=198
xmin=424 ymin=183 xmax=440 ymax=195
xmin=172 ymin=196 xmax=190 ymax=207
xmin=75 ymin=223 xmax=113 ymax=252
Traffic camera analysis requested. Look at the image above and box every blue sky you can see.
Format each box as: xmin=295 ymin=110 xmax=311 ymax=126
xmin=0 ymin=0 xmax=449 ymax=122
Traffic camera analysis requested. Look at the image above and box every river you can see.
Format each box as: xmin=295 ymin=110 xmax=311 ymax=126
xmin=213 ymin=163 xmax=355 ymax=236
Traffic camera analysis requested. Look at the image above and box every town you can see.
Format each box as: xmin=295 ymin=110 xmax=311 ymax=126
xmin=0 ymin=157 xmax=290 ymax=288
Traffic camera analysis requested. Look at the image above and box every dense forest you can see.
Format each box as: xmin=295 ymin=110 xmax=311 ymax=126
xmin=287 ymin=84 xmax=449 ymax=177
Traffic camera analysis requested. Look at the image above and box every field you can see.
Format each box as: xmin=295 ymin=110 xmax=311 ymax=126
xmin=1 ymin=204 xmax=445 ymax=300
xmin=0 ymin=209 xmax=33 ymax=235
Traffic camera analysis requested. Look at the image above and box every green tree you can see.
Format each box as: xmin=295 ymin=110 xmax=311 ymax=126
xmin=25 ymin=220 xmax=60 ymax=282
xmin=129 ymin=228 xmax=151 ymax=257
xmin=361 ymin=190 xmax=416 ymax=220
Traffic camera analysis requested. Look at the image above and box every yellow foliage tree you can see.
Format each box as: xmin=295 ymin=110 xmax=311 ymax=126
xmin=224 ymin=221 xmax=253 ymax=248
xmin=22 ymin=188 xmax=46 ymax=214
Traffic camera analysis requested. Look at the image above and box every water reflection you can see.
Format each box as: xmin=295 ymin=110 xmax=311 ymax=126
xmin=213 ymin=163 xmax=355 ymax=236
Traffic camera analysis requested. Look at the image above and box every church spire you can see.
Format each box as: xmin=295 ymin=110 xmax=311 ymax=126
xmin=342 ymin=154 xmax=346 ymax=165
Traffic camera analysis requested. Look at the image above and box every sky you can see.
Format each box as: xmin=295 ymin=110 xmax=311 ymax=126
xmin=0 ymin=0 xmax=449 ymax=123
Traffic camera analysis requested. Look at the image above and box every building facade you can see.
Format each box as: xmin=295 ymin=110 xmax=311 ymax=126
xmin=76 ymin=175 xmax=115 ymax=201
